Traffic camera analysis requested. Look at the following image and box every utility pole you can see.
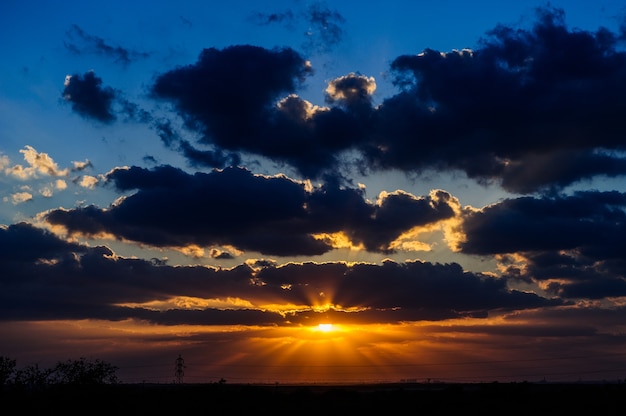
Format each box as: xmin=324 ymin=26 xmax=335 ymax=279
xmin=174 ymin=354 xmax=185 ymax=384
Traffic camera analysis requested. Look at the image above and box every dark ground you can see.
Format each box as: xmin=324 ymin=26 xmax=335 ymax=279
xmin=2 ymin=381 xmax=625 ymax=415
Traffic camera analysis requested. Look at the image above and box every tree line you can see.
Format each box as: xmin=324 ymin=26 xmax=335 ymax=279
xmin=0 ymin=356 xmax=118 ymax=389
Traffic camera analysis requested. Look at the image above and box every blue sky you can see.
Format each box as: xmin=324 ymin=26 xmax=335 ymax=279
xmin=2 ymin=0 xmax=626 ymax=384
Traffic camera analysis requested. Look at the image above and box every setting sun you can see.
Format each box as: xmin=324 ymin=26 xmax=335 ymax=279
xmin=317 ymin=323 xmax=334 ymax=332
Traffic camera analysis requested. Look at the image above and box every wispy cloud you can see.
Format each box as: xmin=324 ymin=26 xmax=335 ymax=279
xmin=64 ymin=24 xmax=151 ymax=66
xmin=249 ymin=1 xmax=346 ymax=54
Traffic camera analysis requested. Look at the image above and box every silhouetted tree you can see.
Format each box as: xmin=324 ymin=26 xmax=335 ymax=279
xmin=13 ymin=363 xmax=52 ymax=390
xmin=50 ymin=357 xmax=119 ymax=385
xmin=0 ymin=356 xmax=16 ymax=386
xmin=0 ymin=356 xmax=119 ymax=388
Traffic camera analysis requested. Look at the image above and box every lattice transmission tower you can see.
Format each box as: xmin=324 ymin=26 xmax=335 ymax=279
xmin=174 ymin=354 xmax=186 ymax=384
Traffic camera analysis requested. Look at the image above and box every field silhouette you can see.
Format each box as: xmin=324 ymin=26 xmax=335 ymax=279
xmin=2 ymin=356 xmax=625 ymax=414
xmin=3 ymin=381 xmax=626 ymax=414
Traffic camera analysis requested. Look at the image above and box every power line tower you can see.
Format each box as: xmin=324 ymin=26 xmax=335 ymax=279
xmin=174 ymin=354 xmax=185 ymax=384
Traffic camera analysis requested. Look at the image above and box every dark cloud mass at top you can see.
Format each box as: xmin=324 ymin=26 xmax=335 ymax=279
xmin=376 ymin=8 xmax=626 ymax=193
xmin=145 ymin=7 xmax=626 ymax=193
xmin=150 ymin=46 xmax=377 ymax=178
xmin=59 ymin=7 xmax=626 ymax=192
xmin=151 ymin=45 xmax=333 ymax=174
xmin=374 ymin=9 xmax=626 ymax=192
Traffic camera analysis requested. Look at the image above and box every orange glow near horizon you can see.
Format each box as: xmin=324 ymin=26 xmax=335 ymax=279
xmin=4 ymin=314 xmax=620 ymax=384
xmin=26 ymin=319 xmax=427 ymax=383
xmin=0 ymin=319 xmax=495 ymax=383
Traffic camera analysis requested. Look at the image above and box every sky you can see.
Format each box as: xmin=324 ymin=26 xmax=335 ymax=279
xmin=2 ymin=0 xmax=626 ymax=384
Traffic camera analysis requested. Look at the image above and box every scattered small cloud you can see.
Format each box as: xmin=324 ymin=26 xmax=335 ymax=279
xmin=40 ymin=187 xmax=53 ymax=198
xmin=72 ymin=160 xmax=93 ymax=172
xmin=55 ymin=179 xmax=68 ymax=191
xmin=77 ymin=175 xmax=99 ymax=189
xmin=8 ymin=191 xmax=33 ymax=205
xmin=4 ymin=146 xmax=69 ymax=179
xmin=249 ymin=10 xmax=296 ymax=28
xmin=63 ymin=72 xmax=117 ymax=123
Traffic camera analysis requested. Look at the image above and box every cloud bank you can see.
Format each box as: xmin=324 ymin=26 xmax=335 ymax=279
xmin=5 ymin=6 xmax=626 ymax=335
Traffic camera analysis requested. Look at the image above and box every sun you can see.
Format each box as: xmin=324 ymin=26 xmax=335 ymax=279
xmin=316 ymin=323 xmax=335 ymax=332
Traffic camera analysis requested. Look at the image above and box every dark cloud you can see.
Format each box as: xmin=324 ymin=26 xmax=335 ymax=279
xmin=498 ymin=149 xmax=626 ymax=194
xmin=153 ymin=119 xmax=179 ymax=148
xmin=517 ymin=248 xmax=626 ymax=300
xmin=62 ymin=70 xmax=153 ymax=125
xmin=0 ymin=224 xmax=561 ymax=324
xmin=65 ymin=24 xmax=151 ymax=65
xmin=62 ymin=71 xmax=117 ymax=123
xmin=151 ymin=45 xmax=312 ymax=137
xmin=256 ymin=260 xmax=562 ymax=316
xmin=459 ymin=191 xmax=626 ymax=299
xmin=177 ymin=140 xmax=242 ymax=169
xmin=151 ymin=45 xmax=339 ymax=175
xmin=119 ymin=99 xmax=152 ymax=123
xmin=0 ymin=222 xmax=87 ymax=262
xmin=152 ymin=51 xmax=374 ymax=178
xmin=153 ymin=7 xmax=626 ymax=193
xmin=368 ymin=6 xmax=626 ymax=192
xmin=546 ymin=277 xmax=626 ymax=300
xmin=459 ymin=191 xmax=626 ymax=255
xmin=325 ymin=72 xmax=376 ymax=113
xmin=43 ymin=165 xmax=455 ymax=256
xmin=153 ymin=119 xmax=241 ymax=169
